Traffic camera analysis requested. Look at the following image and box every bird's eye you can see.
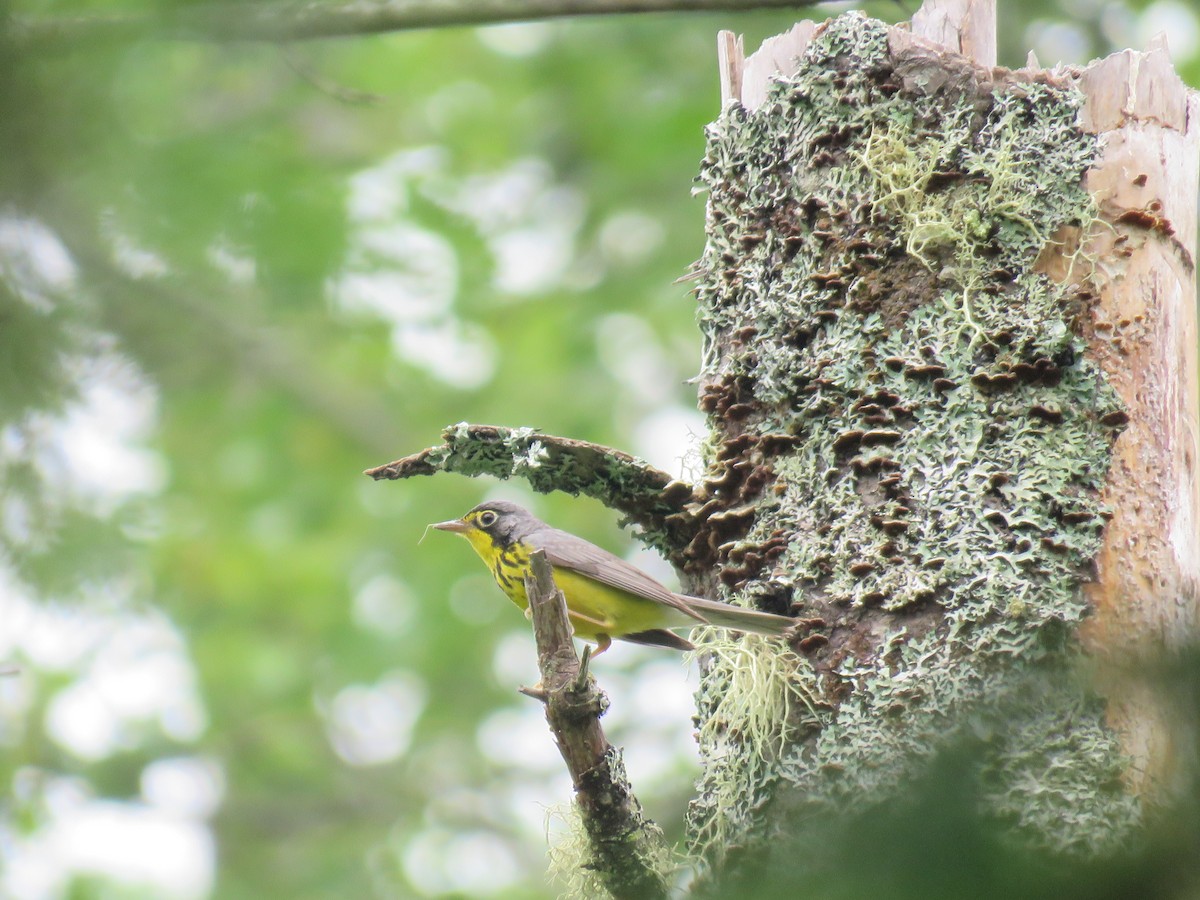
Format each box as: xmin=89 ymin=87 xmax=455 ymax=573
xmin=478 ymin=511 xmax=498 ymax=528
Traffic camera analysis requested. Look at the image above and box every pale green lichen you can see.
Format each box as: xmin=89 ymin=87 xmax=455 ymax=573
xmin=546 ymin=804 xmax=614 ymax=900
xmin=545 ymin=798 xmax=676 ymax=900
xmin=687 ymin=10 xmax=1135 ymax=873
xmin=686 ymin=630 xmax=824 ymax=866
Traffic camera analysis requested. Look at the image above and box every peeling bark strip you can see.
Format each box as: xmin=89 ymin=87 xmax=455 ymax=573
xmin=522 ymin=552 xmax=670 ymax=900
xmin=1071 ymin=42 xmax=1200 ymax=797
xmin=684 ymin=2 xmax=1196 ymax=877
xmin=365 ymin=423 xmax=694 ymax=550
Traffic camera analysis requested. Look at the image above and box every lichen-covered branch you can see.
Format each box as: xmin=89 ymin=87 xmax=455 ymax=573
xmin=365 ymin=423 xmax=695 ymax=551
xmin=522 ymin=551 xmax=670 ymax=900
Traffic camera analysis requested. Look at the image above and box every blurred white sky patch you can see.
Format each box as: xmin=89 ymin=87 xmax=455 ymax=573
xmin=207 ymin=237 xmax=256 ymax=285
xmin=44 ymin=606 xmax=208 ymax=759
xmin=50 ymin=350 xmax=167 ymax=515
xmin=490 ymin=629 xmax=539 ymax=688
xmin=2 ymin=790 xmax=214 ymax=900
xmin=476 ymin=21 xmax=554 ymax=58
xmin=598 ymin=210 xmax=666 ymax=268
xmin=402 ymin=826 xmax=523 ymax=896
xmin=346 ymin=147 xmax=442 ymax=222
xmin=335 ymin=150 xmax=591 ymax=384
xmin=141 ymin=756 xmax=225 ymax=820
xmin=351 ymin=572 xmax=417 ymax=638
xmin=1025 ymin=19 xmax=1092 ymax=64
xmin=0 ymin=578 xmax=216 ymax=898
xmin=441 ymin=158 xmax=586 ymax=297
xmin=321 ymin=670 xmax=427 ymax=766
xmin=108 ymin=228 xmax=170 ymax=279
xmin=596 ymin=313 xmax=679 ymax=407
xmin=1100 ymin=5 xmax=1138 ymax=50
xmin=0 ymin=214 xmax=76 ymax=310
xmin=339 ymin=223 xmax=457 ymax=321
xmin=633 ymin=405 xmax=707 ymax=480
xmin=592 ymin=311 xmax=708 ymax=478
xmin=334 ymin=148 xmax=508 ymax=388
xmin=0 ymin=585 xmax=100 ymax=674
xmin=594 ymin=309 xmax=708 ymax=477
xmin=476 ymin=706 xmax=565 ymax=772
xmin=489 ymin=221 xmax=577 ymax=295
xmin=1137 ymin=0 xmax=1198 ymax=60
xmin=391 ymin=319 xmax=498 ymax=389
xmin=423 ymin=80 xmax=495 ymax=136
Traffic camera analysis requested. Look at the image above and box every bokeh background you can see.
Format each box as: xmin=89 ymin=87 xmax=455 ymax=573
xmin=1 ymin=1 xmax=1197 ymax=897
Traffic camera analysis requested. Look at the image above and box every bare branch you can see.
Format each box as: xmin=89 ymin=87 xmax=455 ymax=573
xmin=522 ymin=550 xmax=670 ymax=900
xmin=364 ymin=424 xmax=697 ymax=550
xmin=14 ymin=0 xmax=816 ymax=50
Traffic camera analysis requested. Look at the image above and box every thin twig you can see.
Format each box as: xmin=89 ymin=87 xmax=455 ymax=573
xmin=522 ymin=550 xmax=669 ymax=900
xmin=14 ymin=0 xmax=815 ymax=50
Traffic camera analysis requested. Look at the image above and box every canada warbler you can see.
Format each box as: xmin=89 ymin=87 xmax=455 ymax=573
xmin=432 ymin=500 xmax=794 ymax=654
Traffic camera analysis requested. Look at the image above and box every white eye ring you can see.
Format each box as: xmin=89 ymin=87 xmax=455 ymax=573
xmin=478 ymin=511 xmax=498 ymax=527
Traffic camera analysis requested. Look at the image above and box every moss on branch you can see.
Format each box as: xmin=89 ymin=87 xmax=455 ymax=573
xmin=365 ymin=423 xmax=696 ymax=552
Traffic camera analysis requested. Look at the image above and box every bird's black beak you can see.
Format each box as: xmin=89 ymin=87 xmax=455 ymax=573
xmin=431 ymin=518 xmax=469 ymax=534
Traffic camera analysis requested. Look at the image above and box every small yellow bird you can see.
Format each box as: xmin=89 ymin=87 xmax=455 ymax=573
xmin=432 ymin=500 xmax=794 ymax=654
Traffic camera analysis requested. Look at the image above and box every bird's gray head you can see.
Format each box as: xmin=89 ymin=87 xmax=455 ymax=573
xmin=431 ymin=500 xmax=542 ymax=547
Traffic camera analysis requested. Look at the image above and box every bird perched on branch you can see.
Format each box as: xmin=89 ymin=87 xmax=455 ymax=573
xmin=432 ymin=500 xmax=794 ymax=655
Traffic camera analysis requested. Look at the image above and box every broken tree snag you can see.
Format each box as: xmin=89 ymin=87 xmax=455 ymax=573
xmin=364 ymin=423 xmax=697 ymax=553
xmin=1067 ymin=40 xmax=1200 ymax=797
xmin=911 ymin=0 xmax=996 ymax=68
xmin=686 ymin=0 xmax=1172 ymax=883
xmin=522 ymin=551 xmax=670 ymax=900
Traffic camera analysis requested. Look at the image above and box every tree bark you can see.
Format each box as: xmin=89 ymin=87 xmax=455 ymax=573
xmin=1072 ymin=39 xmax=1200 ymax=800
xmin=685 ymin=0 xmax=1199 ymax=886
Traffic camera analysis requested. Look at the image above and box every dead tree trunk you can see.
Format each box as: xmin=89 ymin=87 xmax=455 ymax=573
xmin=681 ymin=0 xmax=1199 ymax=888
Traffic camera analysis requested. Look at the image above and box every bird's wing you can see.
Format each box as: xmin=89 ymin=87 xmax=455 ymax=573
xmin=528 ymin=526 xmax=707 ymax=623
xmin=681 ymin=595 xmax=793 ymax=635
xmin=621 ymin=628 xmax=695 ymax=651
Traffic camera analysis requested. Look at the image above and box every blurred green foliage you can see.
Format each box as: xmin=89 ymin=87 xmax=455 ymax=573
xmin=0 ymin=0 xmax=1196 ymax=897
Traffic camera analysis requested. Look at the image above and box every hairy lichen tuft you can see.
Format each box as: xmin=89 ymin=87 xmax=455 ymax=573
xmin=686 ymin=630 xmax=824 ymax=865
xmin=546 ymin=800 xmax=676 ymax=900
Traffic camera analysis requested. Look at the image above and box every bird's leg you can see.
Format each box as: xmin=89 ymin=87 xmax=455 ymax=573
xmin=567 ymin=610 xmax=614 ymax=632
xmin=590 ymin=634 xmax=612 ymax=657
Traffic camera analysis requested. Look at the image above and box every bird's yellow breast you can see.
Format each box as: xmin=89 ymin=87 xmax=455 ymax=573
xmin=460 ymin=529 xmax=678 ymax=640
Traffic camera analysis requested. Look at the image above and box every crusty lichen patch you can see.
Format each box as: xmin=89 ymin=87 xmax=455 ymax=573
xmin=365 ymin=423 xmax=696 ymax=551
xmin=686 ymin=11 xmax=1137 ymax=871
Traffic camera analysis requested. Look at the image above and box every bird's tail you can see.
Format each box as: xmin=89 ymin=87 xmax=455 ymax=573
xmin=679 ymin=595 xmax=793 ymax=636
